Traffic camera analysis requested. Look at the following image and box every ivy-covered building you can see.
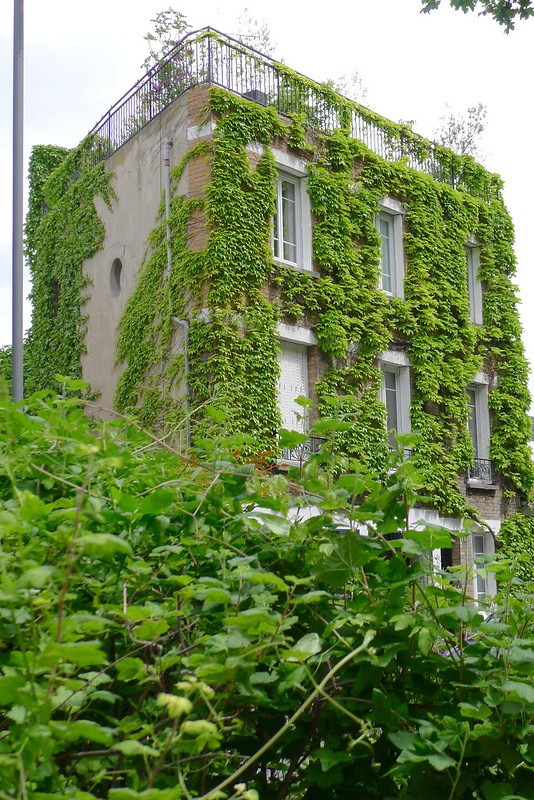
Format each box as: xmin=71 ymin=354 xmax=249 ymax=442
xmin=26 ymin=29 xmax=534 ymax=595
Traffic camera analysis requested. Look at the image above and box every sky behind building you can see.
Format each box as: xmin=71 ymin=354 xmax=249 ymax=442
xmin=1 ymin=0 xmax=533 ymax=398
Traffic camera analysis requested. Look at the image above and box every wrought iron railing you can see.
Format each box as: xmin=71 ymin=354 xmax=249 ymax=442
xmin=84 ymin=28 xmax=494 ymax=200
xmin=467 ymin=458 xmax=496 ymax=484
xmin=280 ymin=435 xmax=326 ymax=463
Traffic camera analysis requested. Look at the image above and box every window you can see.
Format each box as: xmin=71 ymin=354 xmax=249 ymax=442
xmin=383 ymin=369 xmax=399 ymax=448
xmin=273 ymin=174 xmax=300 ymax=266
xmin=377 ymin=198 xmax=404 ymax=298
xmin=466 ymin=382 xmax=494 ymax=483
xmin=249 ymin=144 xmax=312 ymax=271
xmin=380 ymin=357 xmax=410 ymax=447
xmin=277 ymin=341 xmax=309 ymax=433
xmin=471 ymin=530 xmax=497 ymax=602
xmin=110 ymin=258 xmax=123 ymax=297
xmin=466 ymin=384 xmax=490 ymax=461
xmin=472 ymin=533 xmax=487 ymax=601
xmin=466 ymin=387 xmax=480 ymax=458
xmin=466 ymin=242 xmax=483 ymax=324
xmin=378 ymin=214 xmax=395 ymax=295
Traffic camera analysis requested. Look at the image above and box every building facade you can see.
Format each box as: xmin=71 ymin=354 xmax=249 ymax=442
xmin=26 ymin=29 xmax=534 ymax=598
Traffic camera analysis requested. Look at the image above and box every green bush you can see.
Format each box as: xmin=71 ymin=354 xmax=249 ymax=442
xmin=0 ymin=385 xmax=532 ymax=799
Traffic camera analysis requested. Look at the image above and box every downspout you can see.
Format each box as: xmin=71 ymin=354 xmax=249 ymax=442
xmin=163 ymin=139 xmax=173 ymax=276
xmin=164 ymin=141 xmax=190 ymax=448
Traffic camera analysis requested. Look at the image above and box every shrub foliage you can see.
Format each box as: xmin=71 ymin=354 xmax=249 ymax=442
xmin=0 ymin=386 xmax=533 ymax=799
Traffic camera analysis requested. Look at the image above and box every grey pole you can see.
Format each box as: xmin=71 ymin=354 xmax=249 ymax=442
xmin=12 ymin=0 xmax=24 ymax=400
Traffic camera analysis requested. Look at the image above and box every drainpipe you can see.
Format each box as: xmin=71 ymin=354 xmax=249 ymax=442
xmin=171 ymin=317 xmax=190 ymax=449
xmin=164 ymin=141 xmax=191 ymax=447
xmin=163 ymin=139 xmax=173 ymax=276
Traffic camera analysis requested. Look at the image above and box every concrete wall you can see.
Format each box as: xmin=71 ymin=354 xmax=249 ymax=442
xmin=81 ymin=89 xmax=201 ymax=409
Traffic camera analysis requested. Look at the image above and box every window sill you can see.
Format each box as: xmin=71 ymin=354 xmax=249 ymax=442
xmin=466 ymin=478 xmax=497 ymax=492
xmin=273 ymin=259 xmax=320 ymax=278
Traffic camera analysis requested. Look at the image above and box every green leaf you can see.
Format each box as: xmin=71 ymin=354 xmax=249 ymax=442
xmin=249 ymin=671 xmax=278 ymax=685
xmin=252 ymin=512 xmax=292 ymax=537
xmin=109 ymin=791 xmax=182 ymax=800
xmin=480 ymin=780 xmax=530 ymax=800
xmin=52 ymin=719 xmax=115 ymax=746
xmin=417 ymin=626 xmax=433 ymax=656
xmin=389 ymin=730 xmax=417 ymax=750
xmin=278 ymin=428 xmax=309 ymax=449
xmin=405 ymin=523 xmax=452 ymax=550
xmin=113 ymin=740 xmax=159 ymax=758
xmin=311 ymin=419 xmax=353 ymax=434
xmin=244 ymin=570 xmax=288 ymax=591
xmin=314 ymin=532 xmax=370 ymax=587
xmin=17 ymin=565 xmax=56 ymax=588
xmin=132 ymin=618 xmax=169 ymax=641
xmin=137 ymin=489 xmax=175 ymax=514
xmin=291 ymin=590 xmax=329 ymax=604
xmin=508 ymin=645 xmax=534 ymax=667
xmin=317 ymin=747 xmax=352 ymax=771
xmin=114 ymin=657 xmax=147 ymax=681
xmin=41 ymin=641 xmax=107 ymax=667
xmin=427 ymin=753 xmax=457 ymax=771
xmin=77 ymin=533 xmax=133 ymax=557
xmin=6 ymin=704 xmax=26 ymax=724
xmin=502 ymin=681 xmax=534 ymax=704
xmin=459 ymin=702 xmax=492 ymax=720
xmin=283 ymin=632 xmax=322 ymax=662
xmin=0 ymin=674 xmax=25 ymax=705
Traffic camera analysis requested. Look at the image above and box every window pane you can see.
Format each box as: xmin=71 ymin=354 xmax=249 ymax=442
xmin=379 ymin=216 xmax=393 ymax=293
xmin=273 ymin=205 xmax=280 ymax=258
xmin=384 ymin=370 xmax=398 ymax=447
xmin=473 ymin=534 xmax=485 ymax=555
xmin=466 ymin=388 xmax=478 ymax=457
xmin=281 ymin=180 xmax=297 ymax=262
xmin=466 ymin=247 xmax=476 ymax=319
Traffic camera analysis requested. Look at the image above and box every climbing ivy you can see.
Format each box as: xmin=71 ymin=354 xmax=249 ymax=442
xmin=118 ymin=83 xmax=533 ymax=514
xmin=499 ymin=512 xmax=534 ymax=583
xmin=27 ymin=71 xmax=533 ymax=516
xmin=25 ymin=140 xmax=115 ymax=394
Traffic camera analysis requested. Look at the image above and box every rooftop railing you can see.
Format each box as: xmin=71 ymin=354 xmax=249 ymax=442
xmin=85 ymin=27 xmax=495 ymax=200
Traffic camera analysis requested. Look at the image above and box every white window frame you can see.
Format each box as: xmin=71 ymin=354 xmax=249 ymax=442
xmin=466 ymin=237 xmax=483 ymax=325
xmin=379 ymin=350 xmax=411 ymax=447
xmin=249 ymin=144 xmax=312 ymax=272
xmin=377 ymin=197 xmax=404 ymax=299
xmin=471 ymin=529 xmax=497 ymax=603
xmin=273 ymin=173 xmax=300 ymax=266
xmin=276 ymin=325 xmax=316 ymax=434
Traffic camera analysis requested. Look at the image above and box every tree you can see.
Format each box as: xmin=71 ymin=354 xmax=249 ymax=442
xmin=421 ymin=0 xmax=534 ymax=31
xmin=141 ymin=7 xmax=191 ymax=71
xmin=433 ymin=102 xmax=487 ymax=158
xmin=0 ymin=345 xmax=12 ymax=386
xmin=236 ymin=7 xmax=277 ymax=57
xmin=325 ymin=72 xmax=369 ymax=105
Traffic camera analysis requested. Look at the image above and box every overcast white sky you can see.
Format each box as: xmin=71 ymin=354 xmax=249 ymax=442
xmin=1 ymin=0 xmax=533 ymax=398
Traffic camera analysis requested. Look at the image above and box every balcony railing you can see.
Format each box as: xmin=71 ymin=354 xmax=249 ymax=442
xmin=84 ymin=28 xmax=495 ymax=201
xmin=467 ymin=458 xmax=496 ymax=485
xmin=280 ymin=435 xmax=326 ymax=463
